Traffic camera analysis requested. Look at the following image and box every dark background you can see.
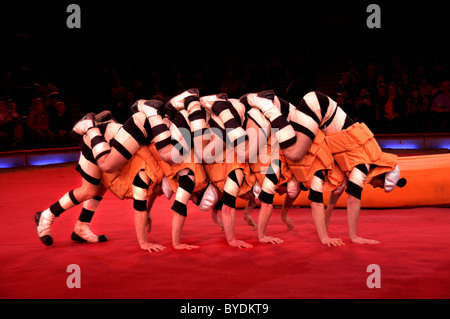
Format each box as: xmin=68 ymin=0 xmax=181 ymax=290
xmin=1 ymin=1 xmax=448 ymax=132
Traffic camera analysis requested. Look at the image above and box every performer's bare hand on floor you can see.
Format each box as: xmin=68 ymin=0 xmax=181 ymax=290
xmin=350 ymin=236 xmax=380 ymax=244
xmin=140 ymin=242 xmax=166 ymax=253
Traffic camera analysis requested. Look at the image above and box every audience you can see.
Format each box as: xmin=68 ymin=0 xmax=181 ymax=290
xmin=0 ymin=46 xmax=449 ymax=152
xmin=27 ymin=98 xmax=53 ymax=148
xmin=49 ymin=101 xmax=73 ymax=147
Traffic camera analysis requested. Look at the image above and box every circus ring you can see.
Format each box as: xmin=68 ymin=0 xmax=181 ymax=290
xmin=0 ymin=133 xmax=449 ymax=300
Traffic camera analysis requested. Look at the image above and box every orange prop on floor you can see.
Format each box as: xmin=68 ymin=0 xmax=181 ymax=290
xmin=266 ymin=153 xmax=450 ymax=208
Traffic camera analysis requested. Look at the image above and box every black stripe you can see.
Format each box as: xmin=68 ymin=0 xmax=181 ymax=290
xmin=144 ymin=118 xmax=153 ymax=143
xmin=239 ymin=95 xmax=251 ymax=111
xmin=279 ymin=136 xmax=297 ymax=149
xmin=97 ymin=123 xmax=109 ymax=136
xmin=314 ymin=91 xmax=330 ymax=120
xmin=68 ymin=190 xmax=80 ymax=205
xmin=133 ymin=199 xmax=148 ymax=212
xmin=123 ymin=117 xmax=146 ymax=145
xmin=264 ymin=170 xmax=279 ymax=187
xmin=211 ymin=100 xmax=230 ymax=115
xmin=110 ymin=139 xmax=132 ymax=160
xmin=50 ymin=201 xmax=65 ymax=217
xmin=314 ymin=170 xmax=325 ymax=181
xmin=297 ymin=99 xmax=321 ymax=125
xmin=345 ymin=181 xmax=363 ymax=200
xmin=221 ymin=191 xmax=237 ymax=208
xmin=320 ymin=105 xmax=338 ymax=129
xmin=355 ymin=164 xmax=369 ymax=176
xmin=81 ymin=141 xmax=96 ymax=165
xmin=91 ymin=135 xmax=106 ymax=149
xmin=172 ymin=112 xmax=191 ymax=131
xmin=277 ymin=96 xmax=291 ymax=119
xmin=290 ymin=121 xmax=316 ymax=141
xmin=155 ymin=136 xmax=172 ymax=150
xmin=179 ymin=174 xmax=195 ymax=193
xmin=195 ymin=184 xmax=209 ymax=206
xmin=271 ymin=115 xmax=290 ymax=130
xmin=227 ymin=170 xmax=240 ymax=185
xmin=171 ymin=200 xmax=187 ymax=216
xmin=133 ymin=172 xmax=149 ymax=189
xmin=342 ymin=115 xmax=355 ymax=130
xmin=94 ymin=149 xmax=111 ymax=161
xmin=184 ymin=95 xmax=200 ymax=108
xmin=171 ymin=139 xmax=188 ymax=156
xmin=151 ymin=123 xmax=170 ymax=139
xmin=223 ymin=118 xmax=240 ymax=130
xmin=75 ymin=164 xmax=101 ymax=185
xmin=78 ymin=208 xmax=95 ymax=223
xmin=258 ymin=189 xmax=275 ymax=204
xmin=214 ymin=199 xmax=224 ymax=210
xmin=213 ymin=101 xmax=242 ymax=126
xmin=93 ymin=195 xmax=103 ymax=201
xmin=188 ymin=110 xmax=205 ymax=122
xmin=308 ymin=189 xmax=323 ymax=203
xmin=257 ymin=90 xmax=275 ymax=100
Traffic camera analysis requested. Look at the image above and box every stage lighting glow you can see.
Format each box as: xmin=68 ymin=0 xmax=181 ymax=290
xmin=0 ymin=156 xmax=26 ymax=169
xmin=28 ymin=153 xmax=79 ymax=166
xmin=380 ymin=142 xmax=421 ymax=149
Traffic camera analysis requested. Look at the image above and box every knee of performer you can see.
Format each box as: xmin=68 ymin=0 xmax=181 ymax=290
xmin=283 ymin=145 xmax=304 ymax=163
xmin=73 ymin=187 xmax=97 ymax=203
xmin=158 ymin=145 xmax=175 ymax=165
xmin=97 ymin=158 xmax=121 ymax=174
xmin=285 ymin=136 xmax=312 ymax=162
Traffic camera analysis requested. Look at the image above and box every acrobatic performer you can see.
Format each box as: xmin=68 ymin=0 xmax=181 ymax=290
xmin=35 ymin=98 xmax=186 ymax=246
xmin=200 ymin=94 xmax=257 ymax=248
xmin=148 ymin=89 xmax=212 ymax=250
xmin=250 ymin=90 xmax=406 ymax=244
xmin=238 ymin=101 xmax=301 ymax=244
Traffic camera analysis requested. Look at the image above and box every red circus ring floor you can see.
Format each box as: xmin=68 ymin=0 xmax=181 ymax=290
xmin=1 ymin=164 xmax=450 ymax=299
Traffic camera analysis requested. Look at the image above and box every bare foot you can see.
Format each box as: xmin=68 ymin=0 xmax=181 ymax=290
xmin=211 ymin=210 xmax=223 ymax=230
xmin=281 ymin=215 xmax=294 ymax=231
xmin=244 ymin=214 xmax=257 ymax=231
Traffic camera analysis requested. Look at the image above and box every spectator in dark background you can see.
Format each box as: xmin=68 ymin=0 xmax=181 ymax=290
xmin=430 ymin=79 xmax=450 ymax=132
xmin=418 ymin=77 xmax=435 ymax=100
xmin=0 ymin=98 xmax=24 ymax=150
xmin=336 ymin=92 xmax=356 ymax=119
xmin=378 ymin=83 xmax=407 ymax=133
xmin=356 ymin=89 xmax=378 ymax=131
xmin=27 ymin=98 xmax=53 ymax=148
xmin=49 ymin=101 xmax=72 ymax=147
xmin=406 ymin=85 xmax=429 ymax=132
xmin=220 ymin=70 xmax=240 ymax=97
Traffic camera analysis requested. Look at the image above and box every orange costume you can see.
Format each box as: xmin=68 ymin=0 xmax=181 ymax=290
xmin=325 ymin=122 xmax=397 ymax=183
xmin=101 ymin=145 xmax=163 ymax=200
xmin=149 ymin=144 xmax=209 ymax=194
xmin=204 ymin=148 xmax=256 ymax=199
xmin=286 ymin=130 xmax=344 ymax=192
